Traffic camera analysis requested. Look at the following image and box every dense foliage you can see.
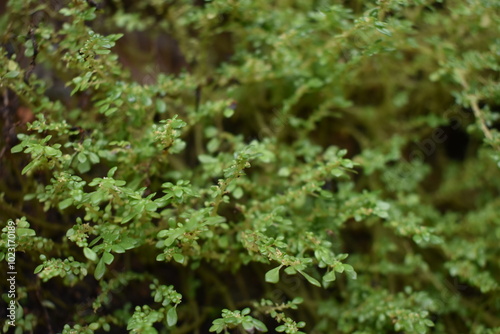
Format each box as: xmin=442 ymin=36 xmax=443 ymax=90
xmin=1 ymin=0 xmax=499 ymax=333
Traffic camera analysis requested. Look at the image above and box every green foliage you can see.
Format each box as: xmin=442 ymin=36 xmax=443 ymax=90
xmin=1 ymin=0 xmax=499 ymax=333
xmin=209 ymin=308 xmax=267 ymax=334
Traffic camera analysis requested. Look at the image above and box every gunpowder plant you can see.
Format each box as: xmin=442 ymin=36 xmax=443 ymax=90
xmin=1 ymin=0 xmax=499 ymax=333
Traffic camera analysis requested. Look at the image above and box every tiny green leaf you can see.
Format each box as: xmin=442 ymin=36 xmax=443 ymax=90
xmin=34 ymin=264 xmax=44 ymax=274
xmin=298 ymin=270 xmax=321 ymax=287
xmin=107 ymin=166 xmax=118 ymax=177
xmin=167 ymin=307 xmax=177 ymax=327
xmin=173 ymin=253 xmax=185 ymax=264
xmin=94 ymin=257 xmax=106 ymax=280
xmin=58 ymin=198 xmax=73 ymax=210
xmin=11 ymin=144 xmax=24 ymax=153
xmin=265 ymin=265 xmax=282 ymax=284
xmin=77 ymin=152 xmax=87 ymax=163
xmin=102 ymin=251 xmax=114 ymax=265
xmin=343 ymin=264 xmax=357 ymax=279
xmin=252 ymin=319 xmax=268 ymax=332
xmin=16 ymin=228 xmax=36 ymax=237
xmin=4 ymin=71 xmax=20 ymax=78
xmin=323 ymin=270 xmax=336 ymax=282
xmin=83 ymin=247 xmax=98 ymax=262
xmin=156 ymin=99 xmax=167 ymax=113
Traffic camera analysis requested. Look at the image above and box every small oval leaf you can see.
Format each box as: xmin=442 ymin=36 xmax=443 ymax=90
xmin=323 ymin=270 xmax=336 ymax=282
xmin=94 ymin=257 xmax=106 ymax=280
xmin=102 ymin=251 xmax=114 ymax=265
xmin=83 ymin=247 xmax=98 ymax=262
xmin=167 ymin=307 xmax=177 ymax=327
xmin=34 ymin=264 xmax=44 ymax=274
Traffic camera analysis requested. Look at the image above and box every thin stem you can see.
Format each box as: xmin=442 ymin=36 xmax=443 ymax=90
xmin=469 ymin=95 xmax=498 ymax=148
xmin=456 ymin=70 xmax=499 ymax=151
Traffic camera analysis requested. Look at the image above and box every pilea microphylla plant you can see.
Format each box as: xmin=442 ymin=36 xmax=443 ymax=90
xmin=1 ymin=0 xmax=499 ymax=333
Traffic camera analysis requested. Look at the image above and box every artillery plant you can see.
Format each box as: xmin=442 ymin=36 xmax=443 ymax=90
xmin=1 ymin=0 xmax=499 ymax=333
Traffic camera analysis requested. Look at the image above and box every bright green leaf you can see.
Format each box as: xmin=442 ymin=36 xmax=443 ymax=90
xmin=298 ymin=270 xmax=321 ymax=287
xmin=167 ymin=307 xmax=177 ymax=327
xmin=83 ymin=247 xmax=98 ymax=262
xmin=265 ymin=265 xmax=282 ymax=284
xmin=94 ymin=257 xmax=106 ymax=280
